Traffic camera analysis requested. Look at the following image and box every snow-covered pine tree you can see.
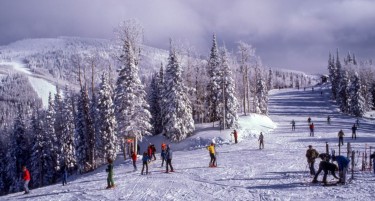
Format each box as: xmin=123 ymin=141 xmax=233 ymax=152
xmin=98 ymin=73 xmax=117 ymax=162
xmin=148 ymin=73 xmax=162 ymax=135
xmin=206 ymin=34 xmax=221 ymax=123
xmin=335 ymin=49 xmax=343 ymax=102
xmin=256 ymin=70 xmax=269 ymax=115
xmin=114 ymin=39 xmax=151 ymax=146
xmin=218 ymin=47 xmax=239 ymax=129
xmin=268 ymin=69 xmax=273 ymax=90
xmin=349 ymin=72 xmax=366 ymax=117
xmin=30 ymin=108 xmax=46 ymax=188
xmin=162 ymin=40 xmax=195 ymax=142
xmin=338 ymin=70 xmax=350 ymax=113
xmin=45 ymin=93 xmax=61 ymax=182
xmin=61 ymin=86 xmax=76 ymax=170
xmin=89 ymin=88 xmax=97 ymax=168
xmin=53 ymin=87 xmax=64 ymax=171
xmin=75 ymin=87 xmax=88 ymax=173
xmin=327 ymin=52 xmax=337 ymax=99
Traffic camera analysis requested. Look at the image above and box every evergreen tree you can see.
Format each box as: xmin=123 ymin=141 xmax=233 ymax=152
xmin=114 ymin=39 xmax=152 ymax=143
xmin=75 ymin=87 xmax=88 ymax=173
xmin=206 ymin=34 xmax=221 ymax=123
xmin=327 ymin=52 xmax=337 ymax=99
xmin=98 ymin=73 xmax=117 ymax=161
xmin=268 ymin=69 xmax=273 ymax=90
xmin=149 ymin=73 xmax=162 ymax=135
xmin=349 ymin=73 xmax=366 ymax=117
xmin=61 ymin=87 xmax=76 ymax=170
xmin=218 ymin=47 xmax=239 ymax=129
xmin=30 ymin=109 xmax=46 ymax=187
xmin=45 ymin=93 xmax=60 ymax=182
xmin=338 ymin=70 xmax=350 ymax=113
xmin=335 ymin=49 xmax=343 ymax=102
xmin=162 ymin=41 xmax=195 ymax=142
xmin=256 ymin=70 xmax=269 ymax=115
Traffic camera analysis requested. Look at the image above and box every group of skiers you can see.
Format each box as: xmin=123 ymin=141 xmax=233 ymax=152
xmin=290 ymin=117 xmax=360 ymax=145
xmin=306 ymin=145 xmax=351 ymax=185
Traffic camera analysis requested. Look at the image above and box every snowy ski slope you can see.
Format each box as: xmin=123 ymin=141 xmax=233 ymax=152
xmin=3 ymin=86 xmax=375 ymax=201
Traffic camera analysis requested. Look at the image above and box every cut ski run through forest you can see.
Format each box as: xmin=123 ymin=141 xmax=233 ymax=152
xmin=4 ymin=86 xmax=375 ymax=201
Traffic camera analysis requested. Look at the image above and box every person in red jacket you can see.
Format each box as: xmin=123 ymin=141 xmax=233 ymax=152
xmin=231 ymin=130 xmax=238 ymax=144
xmin=22 ymin=166 xmax=30 ymax=194
xmin=131 ymin=151 xmax=137 ymax=171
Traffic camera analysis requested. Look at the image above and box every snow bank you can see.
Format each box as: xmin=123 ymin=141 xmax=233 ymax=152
xmin=140 ymin=113 xmax=276 ymax=152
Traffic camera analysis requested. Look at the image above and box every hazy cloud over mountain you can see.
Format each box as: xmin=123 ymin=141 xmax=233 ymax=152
xmin=1 ymin=0 xmax=375 ymax=73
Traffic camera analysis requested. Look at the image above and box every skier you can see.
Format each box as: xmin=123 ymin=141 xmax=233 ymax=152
xmin=332 ymin=155 xmax=350 ymax=184
xmin=137 ymin=144 xmax=140 ymax=155
xmin=161 ymin=146 xmax=166 ymax=167
xmin=141 ymin=151 xmax=149 ymax=175
xmin=309 ymin=123 xmax=314 ymax=137
xmin=351 ymin=124 xmax=357 ymax=139
xmin=338 ymin=130 xmax=345 ymax=146
xmin=312 ymin=160 xmax=339 ymax=184
xmin=151 ymin=144 xmax=156 ymax=160
xmin=147 ymin=144 xmax=153 ymax=159
xmin=165 ymin=145 xmax=174 ymax=173
xmin=231 ymin=129 xmax=238 ymax=143
xmin=62 ymin=165 xmax=68 ymax=186
xmin=312 ymin=87 xmax=314 ymax=91
xmin=22 ymin=166 xmax=30 ymax=194
xmin=356 ymin=118 xmax=360 ymax=127
xmin=258 ymin=132 xmax=264 ymax=149
xmin=131 ymin=151 xmax=137 ymax=171
xmin=207 ymin=143 xmax=216 ymax=167
xmin=106 ymin=158 xmax=115 ymax=189
xmin=306 ymin=145 xmax=319 ymax=176
xmin=291 ymin=120 xmax=296 ymax=131
xmin=161 ymin=142 xmax=167 ymax=151
xmin=370 ymin=152 xmax=375 ymax=175
xmin=327 ymin=116 xmax=331 ymax=124
xmin=307 ymin=117 xmax=311 ymax=123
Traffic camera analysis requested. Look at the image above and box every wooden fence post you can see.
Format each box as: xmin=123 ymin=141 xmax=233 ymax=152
xmin=351 ymin=150 xmax=355 ymax=180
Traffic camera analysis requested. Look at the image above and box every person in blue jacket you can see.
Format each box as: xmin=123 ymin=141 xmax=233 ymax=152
xmin=332 ymin=155 xmax=350 ymax=184
xmin=161 ymin=148 xmax=166 ymax=167
xmin=165 ymin=145 xmax=174 ymax=173
xmin=141 ymin=152 xmax=149 ymax=175
xmin=62 ymin=165 xmax=68 ymax=186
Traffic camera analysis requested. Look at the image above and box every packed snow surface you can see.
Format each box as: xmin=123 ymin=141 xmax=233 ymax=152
xmin=3 ymin=87 xmax=375 ymax=201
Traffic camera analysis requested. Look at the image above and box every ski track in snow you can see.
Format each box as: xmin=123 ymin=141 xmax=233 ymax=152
xmin=2 ymin=87 xmax=375 ymax=201
xmin=0 ymin=60 xmax=57 ymax=107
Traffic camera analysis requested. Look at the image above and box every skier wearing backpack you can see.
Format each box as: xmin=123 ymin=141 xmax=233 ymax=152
xmin=141 ymin=152 xmax=149 ymax=175
xmin=106 ymin=158 xmax=115 ymax=189
xmin=332 ymin=155 xmax=350 ymax=184
xmin=165 ymin=145 xmax=174 ymax=173
xmin=207 ymin=143 xmax=216 ymax=167
xmin=306 ymin=145 xmax=319 ymax=176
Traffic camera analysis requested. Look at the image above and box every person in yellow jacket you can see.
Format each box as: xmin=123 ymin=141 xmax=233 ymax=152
xmin=207 ymin=143 xmax=216 ymax=167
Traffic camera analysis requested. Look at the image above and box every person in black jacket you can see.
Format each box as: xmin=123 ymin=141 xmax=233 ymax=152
xmin=312 ymin=154 xmax=339 ymax=184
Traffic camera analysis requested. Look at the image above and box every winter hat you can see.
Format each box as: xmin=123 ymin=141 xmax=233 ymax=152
xmin=308 ymin=145 xmax=312 ymax=148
